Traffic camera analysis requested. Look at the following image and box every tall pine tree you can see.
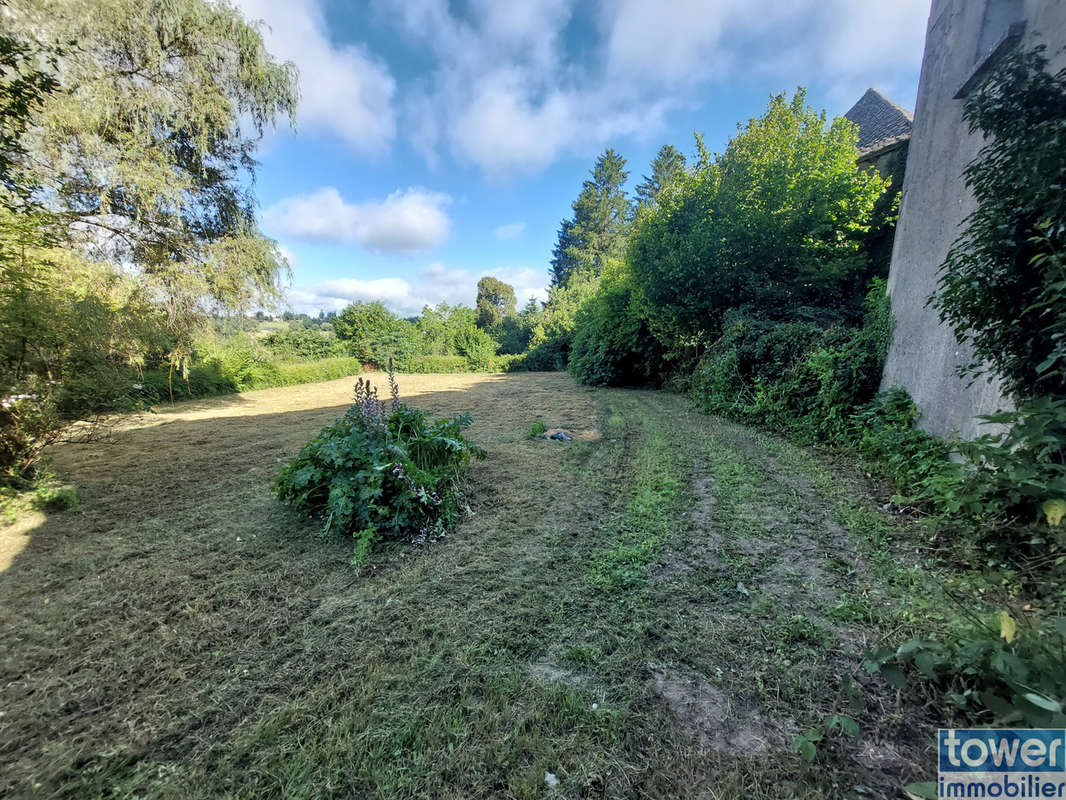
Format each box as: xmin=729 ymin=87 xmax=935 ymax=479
xmin=568 ymin=148 xmax=630 ymax=277
xmin=634 ymin=144 xmax=687 ymax=210
xmin=549 ymin=218 xmax=578 ymax=287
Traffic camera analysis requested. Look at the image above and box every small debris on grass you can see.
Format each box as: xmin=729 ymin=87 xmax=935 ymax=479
xmin=544 ymin=771 xmax=559 ymax=788
xmin=542 ymin=427 xmax=602 ymax=441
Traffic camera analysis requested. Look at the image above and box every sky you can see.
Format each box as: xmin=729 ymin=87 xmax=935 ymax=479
xmin=235 ymin=0 xmax=931 ymax=318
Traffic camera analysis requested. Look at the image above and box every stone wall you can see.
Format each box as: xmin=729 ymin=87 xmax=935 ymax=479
xmin=880 ymin=0 xmax=1066 ymax=440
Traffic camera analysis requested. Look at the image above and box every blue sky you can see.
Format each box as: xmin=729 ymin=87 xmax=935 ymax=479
xmin=236 ymin=0 xmax=930 ymax=317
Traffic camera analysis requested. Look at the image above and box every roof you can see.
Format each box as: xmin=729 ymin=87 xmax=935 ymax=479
xmin=844 ymin=88 xmax=914 ymax=154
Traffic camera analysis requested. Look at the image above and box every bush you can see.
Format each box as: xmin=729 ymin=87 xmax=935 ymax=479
xmin=33 ymin=484 xmax=78 ymax=511
xmin=263 ymin=327 xmax=348 ymax=360
xmin=269 ymin=357 xmax=364 ymax=387
xmin=398 ymin=354 xmax=471 ymax=374
xmin=914 ymin=399 xmax=1066 ymax=563
xmin=852 ymin=389 xmax=951 ymax=493
xmin=0 ymin=383 xmax=62 ymax=487
xmin=273 ymin=374 xmax=485 ymax=557
xmin=629 ymin=91 xmax=887 ymax=334
xmin=866 ymin=611 xmax=1066 ymax=727
xmin=689 ymin=281 xmax=892 ymax=442
xmin=568 ymin=264 xmax=670 ymax=387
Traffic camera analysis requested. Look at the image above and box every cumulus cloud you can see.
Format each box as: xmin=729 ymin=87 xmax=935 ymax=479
xmin=235 ymin=0 xmax=395 ymax=151
xmin=287 ymin=263 xmax=548 ymax=317
xmin=373 ymin=0 xmax=926 ymax=176
xmin=493 ymin=222 xmax=525 ymax=240
xmin=262 ymin=187 xmax=451 ymax=253
xmin=603 ymin=0 xmax=929 ymax=104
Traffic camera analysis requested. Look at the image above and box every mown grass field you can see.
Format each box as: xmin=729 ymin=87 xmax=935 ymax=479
xmin=0 ymin=372 xmax=939 ymax=799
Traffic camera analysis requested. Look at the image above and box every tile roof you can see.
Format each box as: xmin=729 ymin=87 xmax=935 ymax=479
xmin=844 ymin=89 xmax=914 ymax=154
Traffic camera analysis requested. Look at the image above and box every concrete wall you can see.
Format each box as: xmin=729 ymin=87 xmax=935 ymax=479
xmin=880 ymin=0 xmax=1066 ymax=440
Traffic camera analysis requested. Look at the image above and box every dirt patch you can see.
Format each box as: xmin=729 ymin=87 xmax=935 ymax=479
xmin=650 ymin=668 xmax=796 ymax=755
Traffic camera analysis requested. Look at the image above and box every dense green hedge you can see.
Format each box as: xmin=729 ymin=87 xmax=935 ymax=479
xmin=690 ymin=281 xmax=892 ymax=443
xmin=135 ymin=356 xmax=366 ymax=403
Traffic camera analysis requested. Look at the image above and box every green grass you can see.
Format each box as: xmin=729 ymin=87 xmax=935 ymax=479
xmin=0 ymin=375 xmax=943 ymax=798
xmin=587 ymin=400 xmax=686 ymax=590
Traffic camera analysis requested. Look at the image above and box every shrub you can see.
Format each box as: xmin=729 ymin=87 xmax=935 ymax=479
xmin=852 ymin=389 xmax=951 ymax=493
xmin=0 ymin=382 xmax=62 ymax=487
xmin=262 ymin=327 xmax=348 ymax=360
xmin=629 ymin=91 xmax=887 ymax=335
xmin=33 ymin=484 xmax=78 ymax=511
xmin=333 ymin=301 xmax=423 ymax=368
xmin=526 ymin=419 xmax=547 ymax=439
xmin=689 ymin=280 xmax=892 ymax=441
xmin=452 ymin=324 xmax=498 ymax=370
xmin=398 ymin=354 xmax=470 ymax=374
xmin=568 ymin=263 xmax=671 ymax=387
xmin=270 ymin=357 xmax=364 ymax=387
xmin=197 ymin=336 xmax=281 ymax=391
xmin=273 ymin=373 xmax=485 ymax=557
xmin=916 ymin=399 xmax=1066 ymax=562
xmin=866 ymin=611 xmax=1066 ymax=727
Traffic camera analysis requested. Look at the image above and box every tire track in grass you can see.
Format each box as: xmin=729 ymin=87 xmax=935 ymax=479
xmin=586 ymin=394 xmax=689 ymax=592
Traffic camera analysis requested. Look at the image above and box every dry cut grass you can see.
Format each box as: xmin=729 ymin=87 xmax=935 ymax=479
xmin=0 ymin=371 xmax=936 ymax=799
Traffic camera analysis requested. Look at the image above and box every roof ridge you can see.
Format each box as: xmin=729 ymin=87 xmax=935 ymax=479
xmin=863 ymin=87 xmax=914 ymax=121
xmin=844 ymin=89 xmax=914 ymax=150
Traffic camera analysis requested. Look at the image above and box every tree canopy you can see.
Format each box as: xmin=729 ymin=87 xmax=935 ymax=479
xmin=629 ymin=90 xmax=888 ymax=332
xmin=4 ymin=0 xmax=298 ymax=369
xmin=475 ymin=276 xmax=517 ymax=329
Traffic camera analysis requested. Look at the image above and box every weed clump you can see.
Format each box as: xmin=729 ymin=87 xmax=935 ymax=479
xmin=526 ymin=419 xmax=548 ymax=439
xmin=273 ymin=369 xmax=485 ymax=559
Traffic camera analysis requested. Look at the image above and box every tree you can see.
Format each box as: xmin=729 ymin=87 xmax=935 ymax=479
xmin=5 ymin=0 xmax=298 ymax=372
xmin=475 ymin=276 xmax=517 ymax=329
xmin=567 ymin=148 xmax=631 ymax=277
xmin=334 ymin=301 xmax=402 ymax=364
xmin=629 ymin=91 xmax=887 ymax=333
xmin=549 ymin=219 xmax=578 ymax=287
xmin=634 ymin=144 xmax=687 ymax=211
xmin=0 ymin=25 xmax=59 ymax=205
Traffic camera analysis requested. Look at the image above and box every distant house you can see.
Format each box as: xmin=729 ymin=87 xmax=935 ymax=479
xmin=843 ymin=88 xmax=914 ymax=275
xmin=844 ymin=88 xmax=913 ymax=174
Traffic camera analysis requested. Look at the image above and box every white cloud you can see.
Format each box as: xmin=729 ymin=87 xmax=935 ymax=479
xmin=493 ymin=222 xmax=525 ymax=241
xmin=287 ymin=263 xmax=548 ymax=317
xmin=375 ymin=0 xmax=926 ymax=176
xmin=235 ymin=0 xmax=395 ymax=151
xmin=262 ymin=187 xmax=451 ymax=253
xmin=601 ymin=0 xmax=929 ymax=106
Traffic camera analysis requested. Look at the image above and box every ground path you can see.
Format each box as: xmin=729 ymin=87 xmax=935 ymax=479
xmin=0 ymin=372 xmax=932 ymax=799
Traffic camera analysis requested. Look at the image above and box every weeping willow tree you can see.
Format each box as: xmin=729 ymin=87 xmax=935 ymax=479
xmin=0 ymin=0 xmax=299 ymax=482
xmin=3 ymin=0 xmax=298 ymax=378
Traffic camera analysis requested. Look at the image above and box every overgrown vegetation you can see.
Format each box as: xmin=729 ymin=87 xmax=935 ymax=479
xmin=0 ymin=0 xmax=297 ymax=486
xmin=274 ymin=370 xmax=484 ymax=562
xmin=860 ymin=49 xmax=1066 ymax=725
